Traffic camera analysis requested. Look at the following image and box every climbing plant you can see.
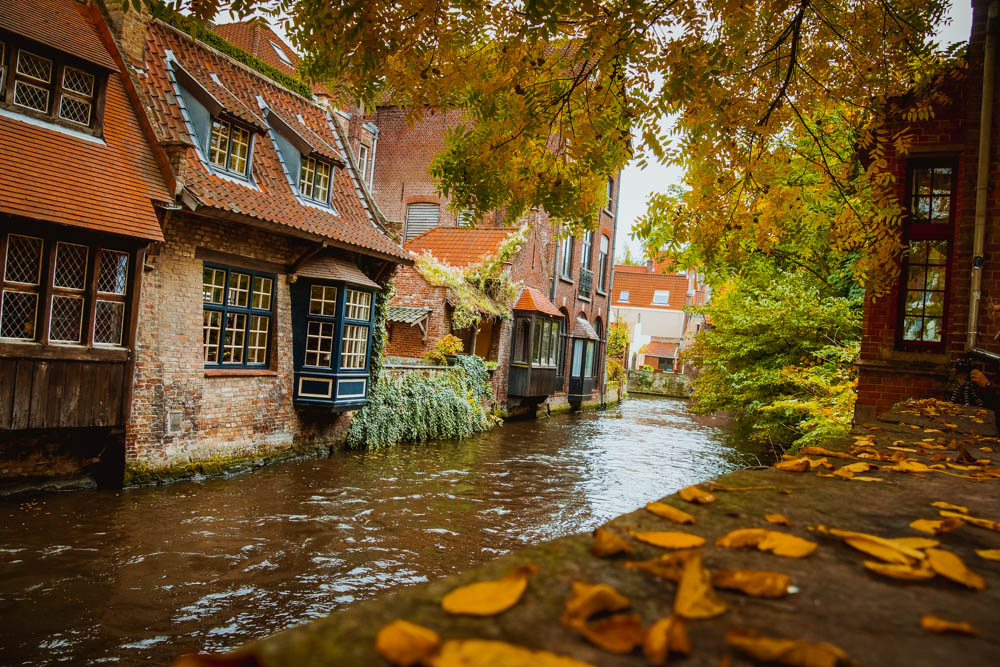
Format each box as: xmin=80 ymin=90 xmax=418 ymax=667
xmin=415 ymin=225 xmax=527 ymax=330
xmin=347 ymin=355 xmax=495 ymax=450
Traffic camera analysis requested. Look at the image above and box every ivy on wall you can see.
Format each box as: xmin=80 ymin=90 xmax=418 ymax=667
xmin=346 ymin=355 xmax=495 ymax=450
xmin=148 ymin=2 xmax=315 ymax=99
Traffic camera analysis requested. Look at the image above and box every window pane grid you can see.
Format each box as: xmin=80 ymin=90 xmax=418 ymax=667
xmin=203 ymin=310 xmax=222 ymax=362
xmin=314 ymin=161 xmax=331 ymax=202
xmin=16 ymin=50 xmax=52 ymax=82
xmin=209 ymin=120 xmax=230 ymax=167
xmin=58 ymin=95 xmax=91 ymax=125
xmin=0 ymin=290 xmax=38 ymax=340
xmin=344 ymin=289 xmax=371 ymax=320
xmin=49 ymin=294 xmax=84 ymax=343
xmin=252 ymin=277 xmax=273 ymax=310
xmin=13 ymin=80 xmax=50 ymax=113
xmin=223 ymin=312 xmax=247 ymax=363
xmin=203 ymin=266 xmax=274 ymax=367
xmin=94 ymin=300 xmax=125 ymax=346
xmin=902 ymin=240 xmax=947 ymax=343
xmin=300 ymin=156 xmax=316 ymax=198
xmin=203 ymin=268 xmax=226 ymax=304
xmin=305 ymin=320 xmax=334 ymax=367
xmin=5 ymin=234 xmax=42 ymax=284
xmin=340 ymin=324 xmax=369 ymax=369
xmin=53 ymin=242 xmax=88 ymax=289
xmin=309 ymin=284 xmax=338 ymax=316
xmin=62 ymin=67 xmax=94 ymax=96
xmin=227 ymin=272 xmax=250 ymax=307
xmin=247 ymin=315 xmax=270 ymax=364
xmin=910 ymin=166 xmax=953 ymax=224
xmin=229 ymin=126 xmax=250 ymax=173
xmin=98 ymin=251 xmax=129 ymax=294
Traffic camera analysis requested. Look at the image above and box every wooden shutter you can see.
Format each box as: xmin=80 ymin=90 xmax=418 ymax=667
xmin=404 ymin=203 xmax=440 ymax=240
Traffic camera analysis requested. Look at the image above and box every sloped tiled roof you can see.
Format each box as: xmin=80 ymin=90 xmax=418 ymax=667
xmin=214 ymin=20 xmax=298 ymax=78
xmin=404 ymin=226 xmax=516 ymax=268
xmin=138 ymin=20 xmax=408 ymax=261
xmin=513 ymin=287 xmax=562 ymax=318
xmin=295 ymin=255 xmax=380 ymax=289
xmin=0 ymin=0 xmax=169 ymax=240
xmin=0 ymin=0 xmax=116 ymax=69
xmin=611 ymin=270 xmax=690 ymax=310
xmin=571 ymin=317 xmax=600 ymax=340
xmin=386 ymin=306 xmax=431 ymax=325
xmin=645 ymin=341 xmax=679 ymax=358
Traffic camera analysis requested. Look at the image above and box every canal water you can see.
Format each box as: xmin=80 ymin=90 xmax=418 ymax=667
xmin=0 ymin=396 xmax=765 ymax=665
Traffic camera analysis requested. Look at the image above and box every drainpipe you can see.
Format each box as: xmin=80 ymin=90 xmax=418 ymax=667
xmin=967 ymin=0 xmax=999 ymax=351
xmin=601 ymin=169 xmax=623 ymax=407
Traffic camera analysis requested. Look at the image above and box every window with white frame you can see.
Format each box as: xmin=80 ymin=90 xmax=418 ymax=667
xmin=652 ymin=290 xmax=670 ymax=305
xmin=3 ymin=42 xmax=101 ymax=130
xmin=340 ymin=323 xmax=369 ymax=369
xmin=358 ymin=144 xmax=370 ymax=183
xmin=605 ymin=177 xmax=614 ymax=211
xmin=559 ymin=236 xmax=573 ymax=278
xmin=581 ymin=231 xmax=593 ymax=269
xmin=345 ymin=288 xmax=372 ymax=320
xmin=597 ymin=235 xmax=609 ymax=292
xmin=202 ymin=264 xmax=274 ymax=366
xmin=300 ymin=155 xmax=333 ymax=204
xmin=0 ymin=233 xmax=130 ymax=346
xmin=208 ymin=118 xmax=253 ymax=176
xmin=269 ymin=40 xmax=294 ymax=66
xmin=618 ymin=290 xmax=629 ymax=303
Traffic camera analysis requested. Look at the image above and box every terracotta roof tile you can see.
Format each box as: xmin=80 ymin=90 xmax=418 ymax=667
xmin=571 ymin=317 xmax=599 ymax=340
xmin=0 ymin=1 xmax=169 ymax=240
xmin=645 ymin=341 xmax=678 ymax=358
xmin=139 ymin=20 xmax=408 ymax=261
xmin=404 ymin=226 xmax=515 ymax=268
xmin=214 ymin=21 xmax=298 ymax=78
xmin=295 ymin=254 xmax=380 ymax=289
xmin=611 ymin=269 xmax=690 ymax=310
xmin=513 ymin=287 xmax=562 ymax=317
xmin=0 ymin=0 xmax=116 ymax=69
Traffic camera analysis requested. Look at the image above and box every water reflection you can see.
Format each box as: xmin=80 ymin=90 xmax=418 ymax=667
xmin=0 ymin=396 xmax=762 ymax=664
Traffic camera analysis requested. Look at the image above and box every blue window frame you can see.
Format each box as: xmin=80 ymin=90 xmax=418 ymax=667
xmin=291 ymin=279 xmax=375 ymax=409
xmin=202 ymin=263 xmax=275 ymax=368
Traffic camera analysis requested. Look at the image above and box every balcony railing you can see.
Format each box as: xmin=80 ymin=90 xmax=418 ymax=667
xmin=578 ymin=267 xmax=593 ymax=298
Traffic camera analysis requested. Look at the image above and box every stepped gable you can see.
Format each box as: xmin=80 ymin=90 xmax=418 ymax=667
xmin=0 ymin=0 xmax=170 ymax=240
xmin=138 ymin=19 xmax=408 ymax=261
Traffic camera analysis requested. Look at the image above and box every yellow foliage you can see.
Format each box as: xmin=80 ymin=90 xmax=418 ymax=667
xmin=441 ymin=565 xmax=537 ymax=616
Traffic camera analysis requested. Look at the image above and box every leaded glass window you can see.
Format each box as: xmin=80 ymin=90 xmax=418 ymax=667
xmin=202 ymin=264 xmax=274 ymax=367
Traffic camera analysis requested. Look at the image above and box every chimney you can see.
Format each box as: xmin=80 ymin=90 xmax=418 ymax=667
xmin=645 ymin=259 xmax=654 ymax=273
xmin=100 ymin=0 xmax=150 ymax=64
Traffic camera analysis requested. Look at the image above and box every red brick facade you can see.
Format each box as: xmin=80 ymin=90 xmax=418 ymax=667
xmin=856 ymin=0 xmax=1000 ymax=421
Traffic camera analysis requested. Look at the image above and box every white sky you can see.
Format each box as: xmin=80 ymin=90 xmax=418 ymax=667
xmin=612 ymin=1 xmax=975 ymax=260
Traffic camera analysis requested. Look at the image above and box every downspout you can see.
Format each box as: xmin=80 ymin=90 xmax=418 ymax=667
xmin=967 ymin=0 xmax=999 ymax=351
xmin=602 ymin=170 xmax=623 ymax=407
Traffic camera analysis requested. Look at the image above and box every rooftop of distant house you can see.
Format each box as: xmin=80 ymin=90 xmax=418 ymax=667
xmin=213 ymin=19 xmax=331 ymax=97
xmin=404 ymin=226 xmax=517 ymax=268
xmin=611 ymin=262 xmax=702 ymax=310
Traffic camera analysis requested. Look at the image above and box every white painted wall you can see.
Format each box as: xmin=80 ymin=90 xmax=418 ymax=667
xmin=610 ymin=306 xmax=685 ymax=369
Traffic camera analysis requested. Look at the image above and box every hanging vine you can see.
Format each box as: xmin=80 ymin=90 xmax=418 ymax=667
xmin=414 ymin=225 xmax=528 ymax=330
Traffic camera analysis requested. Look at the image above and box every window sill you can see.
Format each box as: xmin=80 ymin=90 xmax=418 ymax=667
xmin=204 ymin=368 xmax=279 ymax=377
xmin=578 ymin=295 xmax=592 ymax=303
xmin=595 ymin=289 xmax=607 ymax=297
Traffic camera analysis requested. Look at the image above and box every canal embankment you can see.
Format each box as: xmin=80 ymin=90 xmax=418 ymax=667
xmin=189 ymin=399 xmax=1000 ymax=666
xmin=627 ymin=370 xmax=693 ymax=398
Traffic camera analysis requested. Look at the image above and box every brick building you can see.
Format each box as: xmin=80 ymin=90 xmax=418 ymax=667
xmin=856 ymin=0 xmax=999 ymax=421
xmin=366 ymin=106 xmax=621 ymax=414
xmin=109 ymin=6 xmax=408 ymax=472
xmin=0 ymin=0 xmax=173 ymax=486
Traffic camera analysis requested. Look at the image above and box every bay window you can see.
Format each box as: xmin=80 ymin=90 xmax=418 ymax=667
xmin=0 ymin=232 xmax=131 ymax=346
xmin=899 ymin=160 xmax=954 ymax=348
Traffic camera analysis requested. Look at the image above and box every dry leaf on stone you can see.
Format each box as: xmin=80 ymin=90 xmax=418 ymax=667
xmin=576 ymin=613 xmax=645 ymax=654
xmin=441 ymin=565 xmax=537 ymax=616
xmin=909 ymin=518 xmax=964 ymax=535
xmin=708 ymin=484 xmax=779 ymax=492
xmin=626 ymin=551 xmax=693 ymax=582
xmin=561 ymin=582 xmax=631 ymax=627
xmin=716 ymin=529 xmax=817 ymax=558
xmin=724 ymin=630 xmax=855 ymax=667
xmin=889 ymin=537 xmax=939 ymax=550
xmin=711 ymin=570 xmax=791 ymax=597
xmin=925 ymin=548 xmax=986 ymax=590
xmin=646 ymin=502 xmax=696 ymax=525
xmin=765 ymin=514 xmax=791 ymax=526
xmin=863 ymin=560 xmax=935 ymax=581
xmin=428 ymin=639 xmax=595 ymax=667
xmin=797 ymin=446 xmax=855 ymax=460
xmin=644 ymin=616 xmax=691 ymax=666
xmin=930 ymin=501 xmax=969 ymax=514
xmin=975 ymin=549 xmax=1000 ymax=560
xmin=591 ymin=527 xmax=633 ymax=558
xmin=888 ymin=460 xmax=932 ymax=473
xmin=939 ymin=510 xmax=1000 ymax=533
xmin=849 ymin=476 xmax=884 ymax=482
xmin=629 ymin=530 xmax=706 ymax=549
xmin=374 ymin=620 xmax=441 ymax=667
xmin=678 ymin=485 xmax=716 ymax=504
xmin=920 ymin=614 xmax=979 ymax=636
xmin=820 ymin=528 xmax=924 ymax=564
xmin=674 ymin=550 xmax=727 ymax=619
xmin=838 ymin=462 xmax=872 ymax=474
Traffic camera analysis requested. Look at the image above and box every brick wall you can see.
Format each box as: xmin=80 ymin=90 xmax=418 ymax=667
xmin=857 ymin=0 xmax=1000 ymax=418
xmin=384 ymin=264 xmax=452 ymax=359
xmin=127 ymin=213 xmax=352 ymax=470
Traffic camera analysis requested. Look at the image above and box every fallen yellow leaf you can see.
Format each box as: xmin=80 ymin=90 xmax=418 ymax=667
xmin=712 ymin=569 xmax=791 ymax=597
xmin=765 ymin=513 xmax=790 ymax=526
xmin=629 ymin=530 xmax=706 ymax=549
xmin=646 ymin=501 xmax=695 ymax=525
xmin=625 ymin=551 xmax=691 ymax=582
xmin=674 ymin=549 xmax=727 ymax=619
xmin=725 ymin=630 xmax=854 ymax=667
xmin=849 ymin=476 xmax=884 ymax=482
xmin=707 ymin=484 xmax=779 ymax=492
xmin=890 ymin=537 xmax=939 ymax=550
xmin=375 ymin=620 xmax=441 ymax=667
xmin=643 ymin=616 xmax=690 ymax=666
xmin=561 ymin=582 xmax=630 ymax=627
xmin=428 ymin=640 xmax=595 ymax=667
xmin=678 ymin=485 xmax=716 ymax=504
xmin=975 ymin=549 xmax=1000 ymax=560
xmin=575 ymin=613 xmax=644 ymax=654
xmin=926 ymin=548 xmax=986 ymax=590
xmin=441 ymin=565 xmax=537 ymax=615
xmin=715 ymin=529 xmax=817 ymax=558
xmin=774 ymin=458 xmax=810 ymax=472
xmin=591 ymin=527 xmax=633 ymax=558
xmin=888 ymin=460 xmax=932 ymax=473
xmin=863 ymin=560 xmax=935 ymax=581
xmin=797 ymin=446 xmax=855 ymax=459
xmin=920 ymin=614 xmax=979 ymax=636
xmin=887 ymin=446 xmax=918 ymax=453
xmin=939 ymin=510 xmax=1000 ymax=532
xmin=909 ymin=518 xmax=963 ymax=535
xmin=838 ymin=462 xmax=872 ymax=474
xmin=820 ymin=527 xmax=925 ymax=564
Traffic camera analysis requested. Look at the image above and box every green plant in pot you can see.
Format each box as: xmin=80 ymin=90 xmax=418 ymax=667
xmin=425 ymin=334 xmax=464 ymax=365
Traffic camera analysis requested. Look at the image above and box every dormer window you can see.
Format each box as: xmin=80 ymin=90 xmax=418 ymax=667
xmin=300 ymin=155 xmax=332 ymax=204
xmin=269 ymin=41 xmax=294 ymax=67
xmin=1 ymin=40 xmax=103 ymax=133
xmin=208 ymin=118 xmax=252 ymax=176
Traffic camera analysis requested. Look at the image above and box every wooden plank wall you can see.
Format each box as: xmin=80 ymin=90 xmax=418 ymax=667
xmin=0 ymin=359 xmax=125 ymax=430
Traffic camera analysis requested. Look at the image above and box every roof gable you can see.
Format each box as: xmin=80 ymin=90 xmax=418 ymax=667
xmin=611 ymin=271 xmax=690 ymax=310
xmin=404 ymin=226 xmax=516 ymax=268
